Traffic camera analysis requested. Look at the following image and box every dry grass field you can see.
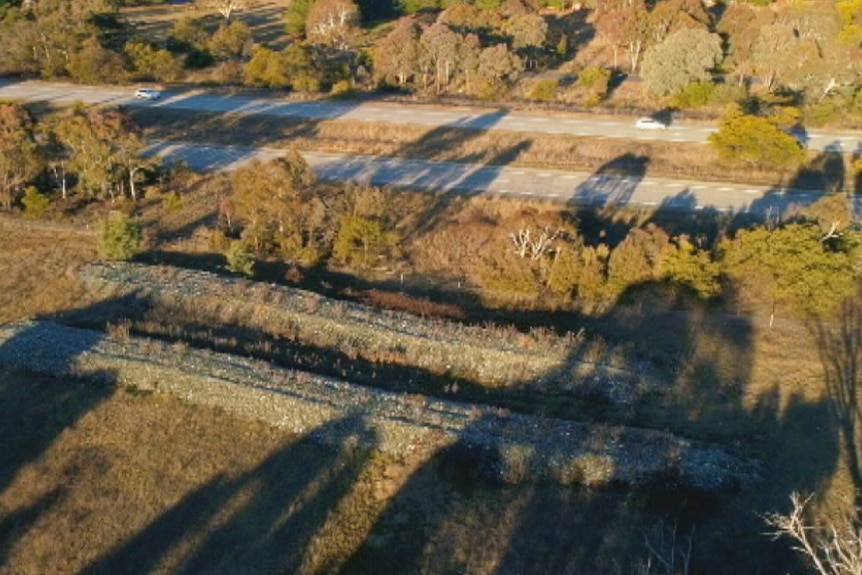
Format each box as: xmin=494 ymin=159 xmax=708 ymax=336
xmin=122 ymin=0 xmax=292 ymax=49
xmin=0 ymin=187 xmax=857 ymax=574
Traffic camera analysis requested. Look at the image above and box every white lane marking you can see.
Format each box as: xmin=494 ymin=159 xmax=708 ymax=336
xmin=521 ymin=191 xmax=535 ymax=195
xmin=537 ymin=173 xmax=552 ymax=178
xmin=641 ymin=181 xmax=656 ymax=186
xmin=562 ymin=175 xmax=579 ymax=179
xmin=671 ymin=138 xmax=686 ymax=142
xmin=718 ymin=187 xmax=734 ymax=191
xmin=745 ymin=189 xmax=762 ymax=194
xmin=643 ymin=201 xmax=658 ymax=205
xmin=547 ymin=193 xmax=560 ymax=197
xmin=692 ymin=185 xmax=707 ymax=190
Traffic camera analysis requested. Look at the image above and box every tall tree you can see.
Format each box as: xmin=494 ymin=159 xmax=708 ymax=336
xmin=374 ymin=17 xmax=421 ymax=87
xmin=306 ymin=0 xmax=359 ymax=50
xmin=0 ymin=102 xmax=41 ymax=211
xmin=420 ymin=21 xmax=461 ymax=93
xmin=504 ymin=13 xmax=546 ymax=69
xmin=640 ymin=27 xmax=722 ymax=95
xmin=196 ymin=0 xmax=253 ymax=24
xmin=55 ymin=107 xmax=145 ymax=200
xmin=594 ymin=0 xmax=650 ymax=71
xmin=230 ymin=151 xmax=316 ymax=254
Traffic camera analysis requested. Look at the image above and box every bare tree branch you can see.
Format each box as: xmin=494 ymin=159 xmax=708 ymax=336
xmin=765 ymin=492 xmax=862 ymax=575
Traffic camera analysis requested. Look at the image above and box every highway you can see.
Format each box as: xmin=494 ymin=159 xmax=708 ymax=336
xmin=147 ymin=140 xmax=842 ymax=216
xmin=1 ymin=79 xmax=860 ymax=153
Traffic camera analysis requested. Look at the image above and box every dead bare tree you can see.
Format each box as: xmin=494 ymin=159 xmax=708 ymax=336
xmin=197 ymin=0 xmax=253 ymax=24
xmin=822 ymin=221 xmax=842 ymax=243
xmin=641 ymin=519 xmax=695 ymax=575
xmin=510 ymin=227 xmax=560 ymax=260
xmin=765 ymin=492 xmax=862 ymax=575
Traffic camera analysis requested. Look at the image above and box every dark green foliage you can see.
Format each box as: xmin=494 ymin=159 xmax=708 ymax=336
xmin=98 ymin=211 xmax=143 ymax=261
xmin=663 ymin=236 xmax=720 ymax=298
xmin=21 ymin=186 xmax=49 ymax=219
xmin=720 ymin=223 xmax=857 ymax=317
xmin=333 ymin=215 xmax=396 ymax=268
xmin=398 ymin=0 xmax=441 ymax=13
xmin=284 ymin=0 xmax=313 ymax=36
xmin=225 ymin=240 xmax=255 ymax=277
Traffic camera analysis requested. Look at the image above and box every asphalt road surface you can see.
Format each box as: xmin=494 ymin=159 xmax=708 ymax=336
xmin=147 ymin=140 xmax=845 ymax=216
xmin=2 ymin=79 xmax=860 ymax=153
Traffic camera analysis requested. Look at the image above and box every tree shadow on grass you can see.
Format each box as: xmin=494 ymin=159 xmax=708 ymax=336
xmin=0 ymin=323 xmax=116 ymax=495
xmin=300 ymin=272 xmax=837 ymax=575
xmin=0 ymin=316 xmax=122 ymax=568
xmin=569 ymin=153 xmax=650 ymax=211
xmin=809 ymin=292 xmax=862 ymax=501
xmin=78 ymin=414 xmax=375 ymax=575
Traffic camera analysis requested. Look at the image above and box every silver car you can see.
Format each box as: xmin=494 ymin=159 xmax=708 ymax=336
xmin=635 ymin=117 xmax=667 ymax=130
xmin=134 ymin=88 xmax=161 ymax=100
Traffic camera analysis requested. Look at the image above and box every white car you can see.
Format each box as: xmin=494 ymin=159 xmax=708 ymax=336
xmin=134 ymin=88 xmax=161 ymax=100
xmin=635 ymin=117 xmax=667 ymax=130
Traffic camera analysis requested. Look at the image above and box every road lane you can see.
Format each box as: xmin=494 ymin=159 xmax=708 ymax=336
xmin=147 ymin=140 xmax=838 ymax=216
xmin=2 ymin=79 xmax=859 ymax=152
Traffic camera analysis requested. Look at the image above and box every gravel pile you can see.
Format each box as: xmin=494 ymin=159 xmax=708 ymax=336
xmin=78 ymin=262 xmax=656 ymax=405
xmin=0 ymin=320 xmax=758 ymax=491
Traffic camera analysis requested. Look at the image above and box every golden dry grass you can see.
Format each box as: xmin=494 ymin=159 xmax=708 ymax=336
xmin=0 ymin=218 xmax=99 ymax=324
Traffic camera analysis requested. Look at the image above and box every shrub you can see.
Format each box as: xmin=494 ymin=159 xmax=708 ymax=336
xmin=98 ymin=211 xmax=143 ymax=261
xmin=333 ymin=215 xmax=395 ymax=268
xmin=330 ymin=79 xmax=355 ymax=98
xmin=292 ymin=73 xmax=321 ymax=94
xmin=671 ymin=82 xmax=715 ymax=109
xmin=576 ymin=66 xmax=609 ymax=90
xmin=162 ymin=191 xmax=183 ymax=212
xmin=21 ymin=186 xmax=49 ymax=219
xmin=529 ymin=79 xmax=558 ymax=102
xmin=225 ymin=240 xmax=255 ymax=277
xmin=708 ymin=104 xmax=806 ymax=170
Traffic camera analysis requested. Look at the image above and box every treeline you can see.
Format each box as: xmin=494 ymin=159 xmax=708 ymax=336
xmin=0 ymin=101 xmax=153 ymax=216
xmin=0 ymin=0 xmax=859 ymax=122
